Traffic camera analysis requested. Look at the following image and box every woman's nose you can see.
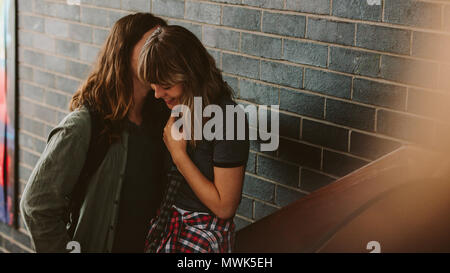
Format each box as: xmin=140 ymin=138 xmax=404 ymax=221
xmin=153 ymin=87 xmax=165 ymax=99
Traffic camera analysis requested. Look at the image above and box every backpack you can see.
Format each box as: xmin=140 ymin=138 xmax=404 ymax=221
xmin=65 ymin=108 xmax=111 ymax=239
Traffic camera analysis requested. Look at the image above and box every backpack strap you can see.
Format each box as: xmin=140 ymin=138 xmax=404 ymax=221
xmin=66 ymin=109 xmax=111 ymax=238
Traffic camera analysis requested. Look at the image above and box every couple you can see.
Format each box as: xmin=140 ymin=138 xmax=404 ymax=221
xmin=20 ymin=13 xmax=249 ymax=253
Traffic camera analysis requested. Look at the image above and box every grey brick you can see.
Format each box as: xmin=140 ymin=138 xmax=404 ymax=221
xmin=279 ymin=113 xmax=300 ymax=139
xmin=19 ymin=65 xmax=33 ymax=81
xmin=66 ymin=60 xmax=91 ymax=79
xmin=18 ymin=164 xmax=33 ymax=183
xmin=34 ymin=0 xmax=80 ymax=21
xmin=19 ymin=149 xmax=40 ymax=168
xmin=55 ymin=76 xmax=81 ymax=94
xmin=20 ymin=15 xmax=44 ymax=32
xmin=186 ymin=1 xmax=221 ymax=25
xmin=203 ymin=26 xmax=240 ymax=52
xmin=20 ymin=49 xmax=45 ymax=67
xmin=21 ymin=82 xmax=45 ymax=103
xmin=56 ymin=39 xmax=80 ymax=59
xmin=323 ymin=150 xmax=368 ymax=177
xmin=81 ymin=7 xmax=109 ymax=27
xmin=302 ymin=119 xmax=348 ymax=152
xmin=19 ymin=133 xmax=46 ymax=154
xmin=108 ymin=11 xmax=131 ymax=28
xmin=243 ymin=0 xmax=283 ymax=9
xmin=350 ymin=132 xmax=401 ymax=160
xmin=45 ymin=90 xmax=70 ymax=110
xmin=300 ymin=169 xmax=335 ymax=192
xmin=223 ymin=6 xmax=261 ymax=31
xmin=257 ymin=155 xmax=299 ymax=186
xmin=239 ymin=79 xmax=279 ymax=105
xmin=304 ymin=69 xmax=352 ymax=99
xmin=332 ymin=0 xmax=382 ymax=21
xmin=285 ymin=0 xmax=330 ymax=15
xmin=262 ymin=12 xmax=305 ymax=38
xmin=326 ymin=99 xmax=376 ymax=131
xmin=45 ymin=55 xmax=67 ymax=73
xmin=283 ymin=39 xmax=328 ymax=67
xmin=237 ymin=197 xmax=253 ymax=219
xmin=10 ymin=229 xmax=32 ymax=250
xmin=19 ymin=116 xmax=45 ymax=137
xmin=32 ymin=32 xmax=55 ymax=53
xmin=153 ymin=0 xmax=185 ymax=18
xmin=81 ymin=0 xmax=121 ymax=9
xmin=33 ymin=0 xmax=53 ymax=17
xmin=356 ymin=24 xmax=411 ymax=55
xmin=380 ymin=55 xmax=439 ymax=89
xmin=275 ymin=186 xmax=306 ymax=207
xmin=122 ymin=0 xmax=151 ymax=12
xmin=45 ymin=18 xmax=69 ymax=38
xmin=254 ymin=201 xmax=278 ymax=220
xmin=234 ymin=217 xmax=252 ymax=230
xmin=211 ymin=0 xmax=241 ymax=3
xmin=18 ymin=0 xmax=33 ymax=12
xmin=329 ymin=47 xmax=380 ymax=77
xmin=222 ymin=53 xmax=259 ymax=79
xmin=18 ymin=30 xmax=33 ymax=47
xmin=52 ymin=2 xmax=81 ymax=21
xmin=223 ymin=75 xmax=238 ymax=95
xmin=19 ymin=100 xmax=59 ymax=124
xmin=241 ymin=33 xmax=282 ymax=59
xmin=246 ymin=152 xmax=256 ymax=173
xmin=260 ymin=61 xmax=302 ymax=88
xmin=307 ymin=18 xmax=354 ymax=46
xmin=93 ymin=28 xmax=110 ymax=45
xmin=377 ymin=110 xmax=433 ymax=143
xmin=353 ymin=78 xmax=407 ymax=110
xmin=69 ymin=23 xmax=93 ymax=43
xmin=168 ymin=20 xmax=202 ymax=40
xmin=279 ymin=88 xmax=324 ymax=119
xmin=80 ymin=44 xmax=100 ymax=62
xmin=243 ymin=175 xmax=275 ymax=202
xmin=34 ymin=69 xmax=55 ymax=89
xmin=207 ymin=49 xmax=221 ymax=68
xmin=278 ymin=138 xmax=322 ymax=170
xmin=384 ymin=0 xmax=441 ymax=29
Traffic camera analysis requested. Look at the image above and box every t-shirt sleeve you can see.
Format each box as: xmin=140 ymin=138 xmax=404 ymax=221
xmin=212 ymin=103 xmax=250 ymax=168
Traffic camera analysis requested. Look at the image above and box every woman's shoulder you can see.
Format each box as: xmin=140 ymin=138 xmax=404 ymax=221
xmin=48 ymin=105 xmax=91 ymax=141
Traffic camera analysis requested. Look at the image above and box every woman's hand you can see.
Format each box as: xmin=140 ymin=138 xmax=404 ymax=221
xmin=163 ymin=116 xmax=187 ymax=163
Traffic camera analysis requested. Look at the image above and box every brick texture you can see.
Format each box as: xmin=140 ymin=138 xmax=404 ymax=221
xmin=4 ymin=0 xmax=448 ymax=251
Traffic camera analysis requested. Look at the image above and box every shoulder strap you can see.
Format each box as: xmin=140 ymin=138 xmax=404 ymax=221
xmin=66 ymin=109 xmax=111 ymax=238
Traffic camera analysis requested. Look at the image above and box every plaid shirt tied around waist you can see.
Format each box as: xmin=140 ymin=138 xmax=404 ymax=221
xmin=144 ymin=165 xmax=235 ymax=253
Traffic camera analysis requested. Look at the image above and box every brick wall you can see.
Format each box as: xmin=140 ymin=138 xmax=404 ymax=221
xmin=1 ymin=0 xmax=449 ymax=252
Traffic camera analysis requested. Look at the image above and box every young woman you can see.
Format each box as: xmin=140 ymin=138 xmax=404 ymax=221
xmin=20 ymin=13 xmax=168 ymax=253
xmin=139 ymin=25 xmax=250 ymax=253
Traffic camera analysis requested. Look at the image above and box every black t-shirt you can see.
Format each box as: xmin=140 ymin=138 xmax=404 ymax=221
xmin=112 ymin=96 xmax=167 ymax=253
xmin=174 ymin=96 xmax=250 ymax=214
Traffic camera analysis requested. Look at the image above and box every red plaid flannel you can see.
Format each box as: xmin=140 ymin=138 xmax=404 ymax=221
xmin=145 ymin=205 xmax=235 ymax=253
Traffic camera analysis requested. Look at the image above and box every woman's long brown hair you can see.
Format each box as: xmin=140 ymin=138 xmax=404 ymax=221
xmin=138 ymin=25 xmax=234 ymax=146
xmin=70 ymin=13 xmax=167 ymax=143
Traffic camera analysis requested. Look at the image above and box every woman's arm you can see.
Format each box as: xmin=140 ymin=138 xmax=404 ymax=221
xmin=164 ymin=116 xmax=245 ymax=219
xmin=20 ymin=111 xmax=91 ymax=252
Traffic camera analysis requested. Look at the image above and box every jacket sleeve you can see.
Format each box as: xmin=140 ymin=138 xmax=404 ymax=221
xmin=20 ymin=111 xmax=91 ymax=253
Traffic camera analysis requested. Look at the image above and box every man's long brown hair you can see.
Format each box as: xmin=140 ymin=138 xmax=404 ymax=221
xmin=70 ymin=13 xmax=167 ymax=143
xmin=138 ymin=25 xmax=234 ymax=146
